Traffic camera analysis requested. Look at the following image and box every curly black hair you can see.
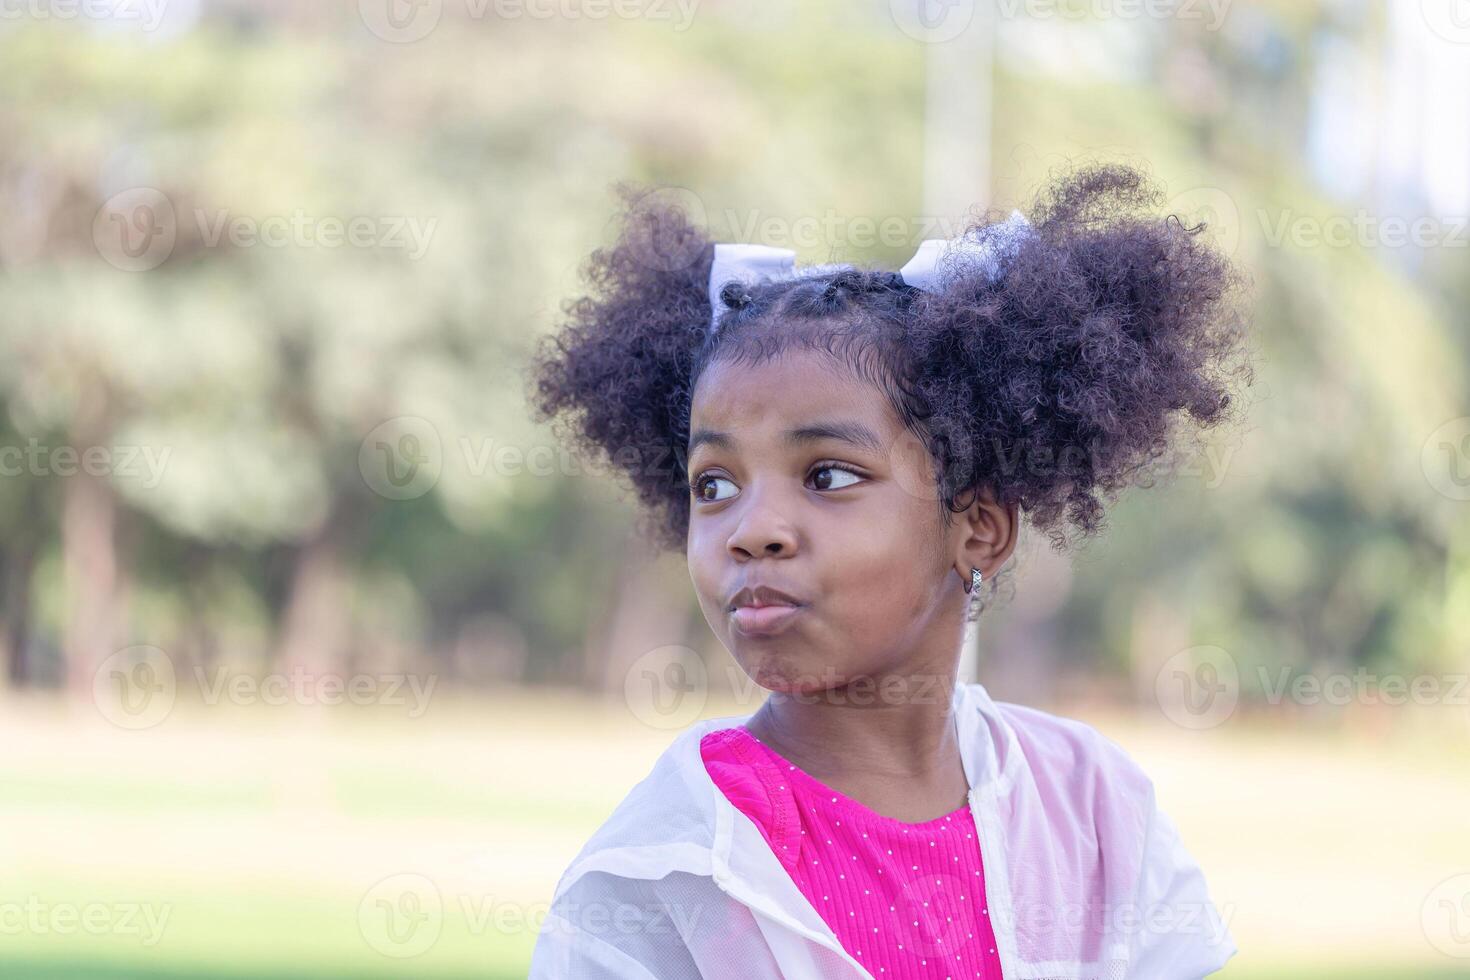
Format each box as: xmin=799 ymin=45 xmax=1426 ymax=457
xmin=527 ymin=164 xmax=1252 ymax=556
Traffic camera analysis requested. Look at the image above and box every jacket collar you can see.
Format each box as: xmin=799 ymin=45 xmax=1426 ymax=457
xmin=560 ymin=683 xmax=1004 ymax=975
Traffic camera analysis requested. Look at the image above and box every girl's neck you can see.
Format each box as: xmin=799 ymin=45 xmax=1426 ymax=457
xmin=741 ymin=670 xmax=969 ymax=823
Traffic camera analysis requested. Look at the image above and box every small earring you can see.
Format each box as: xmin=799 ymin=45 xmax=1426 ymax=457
xmin=966 ymin=567 xmax=983 ymax=595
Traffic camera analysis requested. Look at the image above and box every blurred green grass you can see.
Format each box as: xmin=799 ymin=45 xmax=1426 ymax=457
xmin=3 ymin=691 xmax=1468 ymax=979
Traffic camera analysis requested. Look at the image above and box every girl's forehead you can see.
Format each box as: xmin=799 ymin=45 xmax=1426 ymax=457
xmin=690 ymin=353 xmax=891 ymax=429
xmin=687 ymin=353 xmax=905 ymax=456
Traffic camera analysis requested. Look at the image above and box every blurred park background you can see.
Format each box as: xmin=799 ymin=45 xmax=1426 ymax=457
xmin=2 ymin=0 xmax=1470 ymax=977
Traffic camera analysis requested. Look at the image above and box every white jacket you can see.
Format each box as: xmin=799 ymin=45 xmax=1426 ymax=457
xmin=530 ymin=682 xmax=1236 ymax=979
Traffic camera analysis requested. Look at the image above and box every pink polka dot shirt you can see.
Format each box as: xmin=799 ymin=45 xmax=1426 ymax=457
xmin=700 ymin=726 xmax=1004 ymax=979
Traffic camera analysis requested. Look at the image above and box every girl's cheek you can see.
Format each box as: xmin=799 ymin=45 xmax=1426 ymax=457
xmin=689 ymin=536 xmax=742 ymax=630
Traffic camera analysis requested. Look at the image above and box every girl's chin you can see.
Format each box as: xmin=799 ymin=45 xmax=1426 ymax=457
xmin=738 ymin=652 xmax=849 ymax=697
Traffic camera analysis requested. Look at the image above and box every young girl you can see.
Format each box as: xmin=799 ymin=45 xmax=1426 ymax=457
xmin=526 ymin=164 xmax=1249 ymax=979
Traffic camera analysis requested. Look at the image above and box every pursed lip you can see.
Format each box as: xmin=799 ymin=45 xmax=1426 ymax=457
xmin=727 ymin=584 xmax=805 ymax=611
xmin=727 ymin=583 xmax=807 ymax=637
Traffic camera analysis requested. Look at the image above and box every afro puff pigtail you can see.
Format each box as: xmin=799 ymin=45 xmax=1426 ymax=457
xmin=527 ymin=184 xmax=715 ymax=552
xmin=905 ymin=163 xmax=1253 ymax=551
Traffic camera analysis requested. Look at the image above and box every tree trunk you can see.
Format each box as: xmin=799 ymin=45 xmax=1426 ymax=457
xmin=589 ymin=542 xmax=692 ymax=694
xmin=271 ymin=504 xmax=353 ymax=682
xmin=2 ymin=538 xmax=37 ymax=688
xmin=62 ymin=467 xmax=118 ymax=698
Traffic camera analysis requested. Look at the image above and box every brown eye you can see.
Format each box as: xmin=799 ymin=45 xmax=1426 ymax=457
xmin=690 ymin=473 xmax=737 ymax=502
xmin=810 ymin=464 xmax=862 ymax=491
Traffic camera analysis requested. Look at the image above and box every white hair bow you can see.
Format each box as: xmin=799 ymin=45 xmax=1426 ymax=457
xmin=707 ymin=209 xmax=1033 ymax=332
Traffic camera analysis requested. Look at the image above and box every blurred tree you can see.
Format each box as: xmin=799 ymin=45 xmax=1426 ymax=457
xmin=0 ymin=1 xmax=1462 ymax=707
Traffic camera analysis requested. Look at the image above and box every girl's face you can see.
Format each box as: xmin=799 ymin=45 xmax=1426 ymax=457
xmin=685 ymin=348 xmax=993 ymax=696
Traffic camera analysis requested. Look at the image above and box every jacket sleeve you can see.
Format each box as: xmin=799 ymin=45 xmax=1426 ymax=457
xmin=528 ymin=871 xmax=702 ymax=980
xmin=529 ymin=910 xmax=663 ymax=979
xmin=1127 ymin=799 xmax=1237 ymax=978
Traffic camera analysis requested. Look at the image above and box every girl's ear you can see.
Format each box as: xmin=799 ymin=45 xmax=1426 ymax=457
xmin=951 ymin=485 xmax=1019 ymax=586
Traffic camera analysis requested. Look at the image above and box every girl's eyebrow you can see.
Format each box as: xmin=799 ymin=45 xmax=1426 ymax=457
xmin=687 ymin=420 xmax=884 ymax=456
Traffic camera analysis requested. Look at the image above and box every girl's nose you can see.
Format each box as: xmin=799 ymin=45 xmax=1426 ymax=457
xmin=725 ymin=490 xmax=799 ymax=560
